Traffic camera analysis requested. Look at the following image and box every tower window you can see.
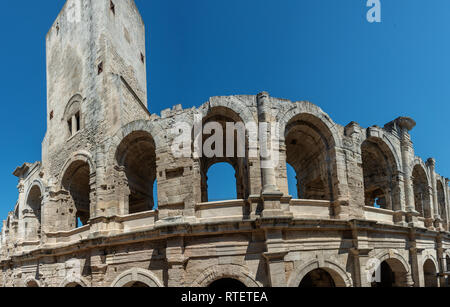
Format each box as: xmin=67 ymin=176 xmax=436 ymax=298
xmin=98 ymin=62 xmax=103 ymax=75
xmin=50 ymin=111 xmax=54 ymax=120
xmin=75 ymin=112 xmax=80 ymax=132
xmin=110 ymin=1 xmax=115 ymax=15
xmin=68 ymin=112 xmax=81 ymax=137
xmin=140 ymin=53 xmax=145 ymax=64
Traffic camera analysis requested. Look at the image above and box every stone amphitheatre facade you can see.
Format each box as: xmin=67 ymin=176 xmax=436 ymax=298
xmin=1 ymin=0 xmax=450 ymax=288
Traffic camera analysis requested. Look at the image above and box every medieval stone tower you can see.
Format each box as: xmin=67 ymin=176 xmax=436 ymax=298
xmin=1 ymin=0 xmax=450 ymax=288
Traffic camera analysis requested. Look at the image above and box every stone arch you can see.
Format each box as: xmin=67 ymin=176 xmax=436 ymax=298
xmin=411 ymin=161 xmax=431 ymax=218
xmin=277 ymin=103 xmax=342 ymax=148
xmin=374 ymin=250 xmax=411 ymax=273
xmin=115 ymin=130 xmax=158 ymax=214
xmin=23 ymin=181 xmax=45 ymax=241
xmin=59 ymin=275 xmax=90 ymax=287
xmin=423 ymin=256 xmax=438 ymax=287
xmin=25 ymin=180 xmax=45 ymax=202
xmin=361 ymin=136 xmax=401 ymax=210
xmin=192 ymin=264 xmax=261 ymax=287
xmin=63 ymin=94 xmax=84 ymax=137
xmin=111 ymin=268 xmax=163 ymax=287
xmin=197 ymin=96 xmax=256 ymax=126
xmin=108 ymin=120 xmax=165 ymax=165
xmin=59 ymin=151 xmax=96 ymax=187
xmin=24 ymin=277 xmax=40 ymax=287
xmin=288 ymin=259 xmax=352 ymax=287
xmin=283 ymin=110 xmax=339 ymax=202
xmin=196 ymin=106 xmax=250 ymax=202
xmin=367 ymin=250 xmax=411 ymax=287
xmin=411 ymin=158 xmax=431 ymax=183
xmin=60 ymin=151 xmax=96 ymax=229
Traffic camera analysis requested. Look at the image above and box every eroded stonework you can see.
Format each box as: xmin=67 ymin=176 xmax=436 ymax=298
xmin=1 ymin=0 xmax=450 ymax=287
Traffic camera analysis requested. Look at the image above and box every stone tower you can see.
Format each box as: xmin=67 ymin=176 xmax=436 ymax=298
xmin=40 ymin=0 xmax=151 ymax=231
xmin=44 ymin=0 xmax=148 ymax=171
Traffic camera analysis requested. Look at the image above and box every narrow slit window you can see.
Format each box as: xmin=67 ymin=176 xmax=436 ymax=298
xmin=98 ymin=62 xmax=103 ymax=75
xmin=110 ymin=1 xmax=115 ymax=15
xmin=140 ymin=52 xmax=145 ymax=64
xmin=75 ymin=112 xmax=81 ymax=132
xmin=68 ymin=119 xmax=72 ymax=136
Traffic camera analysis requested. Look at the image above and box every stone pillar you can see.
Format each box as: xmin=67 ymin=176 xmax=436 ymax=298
xmin=71 ymin=115 xmax=77 ymax=135
xmin=409 ymin=247 xmax=422 ymax=287
xmin=427 ymin=158 xmax=440 ymax=221
xmin=397 ymin=118 xmax=417 ymax=214
xmin=437 ymin=244 xmax=447 ymax=287
xmin=166 ymin=237 xmax=187 ymax=287
xmin=16 ymin=181 xmax=25 ymax=243
xmin=257 ymin=92 xmax=291 ymax=218
xmin=350 ymin=248 xmax=373 ymax=287
xmin=257 ymin=92 xmax=280 ymax=195
xmin=263 ymin=229 xmax=288 ymax=287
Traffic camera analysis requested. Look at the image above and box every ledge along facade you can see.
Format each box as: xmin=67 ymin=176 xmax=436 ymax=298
xmin=1 ymin=0 xmax=450 ymax=288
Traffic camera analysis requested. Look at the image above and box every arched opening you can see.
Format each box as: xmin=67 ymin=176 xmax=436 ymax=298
xmin=65 ymin=282 xmax=83 ymax=288
xmin=423 ymin=259 xmax=438 ymax=287
xmin=124 ymin=281 xmax=149 ymax=288
xmin=371 ymin=259 xmax=408 ymax=287
xmin=206 ymin=163 xmax=238 ymax=202
xmin=285 ymin=114 xmax=335 ymax=201
xmin=116 ymin=131 xmax=158 ymax=214
xmin=62 ymin=160 xmax=92 ymax=229
xmin=26 ymin=280 xmax=39 ymax=287
xmin=209 ymin=278 xmax=246 ymax=288
xmin=24 ymin=185 xmax=42 ymax=241
xmin=198 ymin=107 xmax=248 ymax=203
xmin=446 ymin=256 xmax=450 ymax=286
xmin=361 ymin=139 xmax=399 ymax=210
xmin=286 ymin=162 xmax=299 ymax=199
xmin=437 ymin=180 xmax=447 ymax=227
xmin=412 ymin=165 xmax=431 ymax=218
xmin=299 ymin=269 xmax=336 ymax=288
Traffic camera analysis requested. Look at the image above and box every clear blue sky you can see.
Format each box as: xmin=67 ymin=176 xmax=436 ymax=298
xmin=0 ymin=0 xmax=449 ymax=221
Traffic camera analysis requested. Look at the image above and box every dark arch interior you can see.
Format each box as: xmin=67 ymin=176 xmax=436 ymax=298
xmin=361 ymin=139 xmax=397 ymax=210
xmin=371 ymin=259 xmax=408 ymax=287
xmin=412 ymin=165 xmax=430 ymax=218
xmin=299 ymin=269 xmax=336 ymax=288
xmin=62 ymin=161 xmax=91 ymax=228
xmin=423 ymin=259 xmax=438 ymax=287
xmin=66 ymin=282 xmax=83 ymax=288
xmin=116 ymin=131 xmax=157 ymax=214
xmin=199 ymin=107 xmax=248 ymax=203
xmin=372 ymin=261 xmax=394 ymax=287
xmin=25 ymin=185 xmax=42 ymax=240
xmin=127 ymin=281 xmax=149 ymax=288
xmin=26 ymin=280 xmax=39 ymax=287
xmin=209 ymin=278 xmax=246 ymax=289
xmin=437 ymin=181 xmax=447 ymax=224
xmin=285 ymin=115 xmax=333 ymax=201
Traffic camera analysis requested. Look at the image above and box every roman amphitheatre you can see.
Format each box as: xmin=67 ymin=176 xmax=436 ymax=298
xmin=1 ymin=0 xmax=449 ymax=287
